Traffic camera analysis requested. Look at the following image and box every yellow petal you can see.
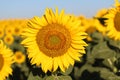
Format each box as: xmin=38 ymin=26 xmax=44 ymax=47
xmin=71 ymin=43 xmax=85 ymax=50
xmin=57 ymin=57 xmax=65 ymax=72
xmin=65 ymin=53 xmax=75 ymax=65
xmin=49 ymin=8 xmax=56 ymax=23
xmin=72 ymin=40 xmax=88 ymax=46
xmin=68 ymin=48 xmax=81 ymax=61
xmin=45 ymin=8 xmax=52 ymax=24
xmin=53 ymin=57 xmax=59 ymax=72
xmin=61 ymin=54 xmax=69 ymax=69
xmin=44 ymin=57 xmax=53 ymax=72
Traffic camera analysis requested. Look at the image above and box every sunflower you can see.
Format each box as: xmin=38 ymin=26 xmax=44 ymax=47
xmin=114 ymin=0 xmax=120 ymax=9
xmin=95 ymin=8 xmax=108 ymax=18
xmin=5 ymin=26 xmax=14 ymax=35
xmin=0 ymin=27 xmax=4 ymax=38
xmin=0 ymin=40 xmax=13 ymax=80
xmin=105 ymin=1 xmax=120 ymax=40
xmin=84 ymin=19 xmax=97 ymax=34
xmin=21 ymin=8 xmax=87 ymax=73
xmin=3 ymin=34 xmax=14 ymax=45
xmin=14 ymin=51 xmax=26 ymax=64
xmin=13 ymin=26 xmax=22 ymax=36
xmin=13 ymin=19 xmax=27 ymax=36
xmin=94 ymin=19 xmax=107 ymax=35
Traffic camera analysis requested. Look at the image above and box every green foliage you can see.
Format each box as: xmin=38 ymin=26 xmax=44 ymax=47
xmin=27 ymin=72 xmax=42 ymax=80
xmin=60 ymin=65 xmax=73 ymax=75
xmin=72 ymin=31 xmax=120 ymax=80
xmin=45 ymin=76 xmax=72 ymax=80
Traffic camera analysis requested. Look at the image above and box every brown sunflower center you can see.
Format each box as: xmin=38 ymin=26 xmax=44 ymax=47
xmin=0 ymin=54 xmax=4 ymax=71
xmin=49 ymin=35 xmax=60 ymax=45
xmin=15 ymin=28 xmax=20 ymax=33
xmin=114 ymin=12 xmax=120 ymax=31
xmin=36 ymin=24 xmax=71 ymax=57
xmin=0 ymin=31 xmax=2 ymax=34
xmin=7 ymin=37 xmax=11 ymax=42
xmin=16 ymin=54 xmax=22 ymax=60
xmin=44 ymin=31 xmax=66 ymax=50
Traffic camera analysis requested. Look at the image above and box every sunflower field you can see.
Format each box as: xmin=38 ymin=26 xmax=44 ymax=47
xmin=0 ymin=0 xmax=120 ymax=80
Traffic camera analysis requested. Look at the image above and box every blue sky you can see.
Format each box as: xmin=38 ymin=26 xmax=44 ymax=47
xmin=0 ymin=0 xmax=114 ymax=19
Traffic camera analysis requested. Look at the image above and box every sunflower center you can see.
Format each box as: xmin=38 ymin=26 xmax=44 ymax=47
xmin=50 ymin=35 xmax=60 ymax=45
xmin=36 ymin=24 xmax=71 ymax=57
xmin=0 ymin=54 xmax=4 ymax=71
xmin=16 ymin=54 xmax=22 ymax=60
xmin=7 ymin=37 xmax=11 ymax=42
xmin=0 ymin=31 xmax=2 ymax=34
xmin=15 ymin=28 xmax=20 ymax=33
xmin=44 ymin=31 xmax=66 ymax=50
xmin=114 ymin=12 xmax=120 ymax=31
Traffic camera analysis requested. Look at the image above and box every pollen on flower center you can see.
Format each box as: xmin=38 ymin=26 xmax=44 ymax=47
xmin=16 ymin=54 xmax=22 ymax=60
xmin=0 ymin=54 xmax=4 ymax=71
xmin=49 ymin=35 xmax=61 ymax=45
xmin=36 ymin=23 xmax=71 ymax=57
xmin=44 ymin=31 xmax=66 ymax=50
xmin=114 ymin=12 xmax=120 ymax=31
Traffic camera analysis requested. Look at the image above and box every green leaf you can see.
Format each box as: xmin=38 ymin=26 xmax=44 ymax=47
xmin=109 ymin=39 xmax=120 ymax=49
xmin=27 ymin=72 xmax=34 ymax=80
xmin=100 ymin=68 xmax=120 ymax=80
xmin=74 ymin=64 xmax=109 ymax=80
xmin=91 ymin=31 xmax=104 ymax=43
xmin=27 ymin=72 xmax=42 ymax=80
xmin=35 ymin=76 xmax=42 ymax=80
xmin=60 ymin=65 xmax=73 ymax=75
xmin=10 ymin=42 xmax=26 ymax=53
xmin=103 ymin=58 xmax=114 ymax=69
xmin=74 ymin=64 xmax=95 ymax=78
xmin=45 ymin=76 xmax=55 ymax=80
xmin=91 ymin=42 xmax=115 ymax=59
xmin=74 ymin=67 xmax=81 ymax=79
xmin=20 ymin=63 xmax=29 ymax=77
xmin=58 ymin=76 xmax=72 ymax=80
xmin=45 ymin=75 xmax=72 ymax=80
xmin=86 ymin=51 xmax=95 ymax=64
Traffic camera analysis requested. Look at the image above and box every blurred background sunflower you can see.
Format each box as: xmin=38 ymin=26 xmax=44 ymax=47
xmin=13 ymin=51 xmax=26 ymax=64
xmin=0 ymin=40 xmax=13 ymax=80
xmin=105 ymin=0 xmax=120 ymax=40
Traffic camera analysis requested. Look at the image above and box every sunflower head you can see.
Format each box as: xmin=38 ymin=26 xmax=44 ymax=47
xmin=0 ymin=27 xmax=4 ymax=38
xmin=3 ymin=34 xmax=14 ymax=45
xmin=21 ymin=8 xmax=88 ymax=73
xmin=94 ymin=19 xmax=107 ymax=35
xmin=13 ymin=26 xmax=22 ymax=36
xmin=14 ymin=51 xmax=26 ymax=64
xmin=13 ymin=19 xmax=27 ymax=36
xmin=5 ymin=26 xmax=14 ymax=35
xmin=95 ymin=8 xmax=108 ymax=18
xmin=0 ymin=40 xmax=13 ymax=80
xmin=114 ymin=0 xmax=120 ymax=10
xmin=85 ymin=19 xmax=97 ymax=33
xmin=105 ymin=6 xmax=120 ymax=40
